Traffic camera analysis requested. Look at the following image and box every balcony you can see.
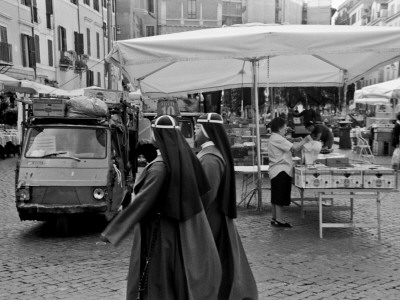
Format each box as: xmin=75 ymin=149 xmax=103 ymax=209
xmin=59 ymin=53 xmax=73 ymax=71
xmin=0 ymin=42 xmax=13 ymax=73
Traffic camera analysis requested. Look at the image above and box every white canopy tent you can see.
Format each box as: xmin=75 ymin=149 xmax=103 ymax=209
xmin=354 ymin=77 xmax=400 ymax=100
xmin=0 ymin=74 xmax=20 ymax=87
xmin=354 ymin=98 xmax=390 ymax=105
xmin=106 ymin=23 xmax=400 ymax=209
xmin=4 ymin=79 xmax=71 ymax=96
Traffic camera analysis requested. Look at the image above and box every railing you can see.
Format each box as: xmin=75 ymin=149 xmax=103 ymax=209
xmin=0 ymin=42 xmax=12 ymax=63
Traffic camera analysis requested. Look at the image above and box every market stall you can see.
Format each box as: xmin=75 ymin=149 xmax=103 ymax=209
xmin=293 ymin=163 xmax=398 ymax=238
xmin=106 ymin=23 xmax=400 ymax=210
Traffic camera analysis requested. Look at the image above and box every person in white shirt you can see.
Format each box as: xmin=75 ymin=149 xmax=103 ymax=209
xmin=267 ymin=117 xmax=312 ymax=227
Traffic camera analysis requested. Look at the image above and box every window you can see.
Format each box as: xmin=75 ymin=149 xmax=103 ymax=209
xmin=32 ymin=0 xmax=38 ymax=23
xmin=350 ymin=14 xmax=356 ymax=24
xmin=188 ymin=0 xmax=196 ymax=19
xmin=47 ymin=39 xmax=53 ymax=66
xmin=25 ymin=128 xmax=107 ymax=159
xmin=97 ymin=72 xmax=101 ymax=87
xmin=84 ymin=0 xmax=90 ymax=6
xmin=87 ymin=70 xmax=94 ymax=86
xmin=94 ymin=0 xmax=99 ymax=11
xmin=87 ymin=28 xmax=91 ymax=56
xmin=21 ymin=0 xmax=31 ymax=7
xmin=70 ymin=0 xmax=77 ymax=4
xmin=103 ymin=0 xmax=106 ymax=8
xmin=21 ymin=34 xmax=36 ymax=68
xmin=148 ymin=0 xmax=154 ymax=13
xmin=58 ymin=26 xmax=67 ymax=51
xmin=146 ymin=26 xmax=155 ymax=37
xmin=45 ymin=0 xmax=53 ymax=29
xmin=103 ymin=22 xmax=107 ymax=37
xmin=96 ymin=32 xmax=100 ymax=58
xmin=74 ymin=32 xmax=84 ymax=55
xmin=0 ymin=25 xmax=7 ymax=43
xmin=34 ymin=34 xmax=40 ymax=63
xmin=112 ymin=0 xmax=115 ymax=12
xmin=0 ymin=26 xmax=12 ymax=63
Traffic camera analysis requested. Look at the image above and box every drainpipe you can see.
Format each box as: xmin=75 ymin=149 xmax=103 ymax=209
xmin=107 ymin=0 xmax=112 ymax=89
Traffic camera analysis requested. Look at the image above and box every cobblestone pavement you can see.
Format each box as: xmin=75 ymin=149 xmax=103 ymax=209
xmin=1 ymin=147 xmax=400 ymax=300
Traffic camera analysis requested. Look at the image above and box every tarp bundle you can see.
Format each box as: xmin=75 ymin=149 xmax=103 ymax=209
xmin=67 ymin=96 xmax=109 ymax=118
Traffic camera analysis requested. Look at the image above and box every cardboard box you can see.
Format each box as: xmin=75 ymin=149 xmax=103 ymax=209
xmin=294 ymin=165 xmax=332 ymax=189
xmin=331 ymin=167 xmax=363 ymax=188
xmin=32 ymin=98 xmax=66 ymax=117
xmin=362 ymin=167 xmax=397 ymax=189
xmin=372 ymin=141 xmax=394 ymax=156
xmin=366 ymin=117 xmax=393 ymax=128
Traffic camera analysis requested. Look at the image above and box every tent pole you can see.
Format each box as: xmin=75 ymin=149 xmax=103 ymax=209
xmin=252 ymin=60 xmax=262 ymax=211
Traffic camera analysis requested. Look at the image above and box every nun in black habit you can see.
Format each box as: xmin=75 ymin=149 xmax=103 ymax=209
xmin=195 ymin=113 xmax=258 ymax=300
xmin=102 ymin=115 xmax=222 ymax=300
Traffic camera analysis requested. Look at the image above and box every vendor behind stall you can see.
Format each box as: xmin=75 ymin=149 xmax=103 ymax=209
xmin=305 ymin=121 xmax=334 ymax=150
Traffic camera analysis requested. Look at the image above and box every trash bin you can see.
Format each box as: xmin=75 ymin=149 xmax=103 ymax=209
xmin=339 ymin=126 xmax=352 ymax=149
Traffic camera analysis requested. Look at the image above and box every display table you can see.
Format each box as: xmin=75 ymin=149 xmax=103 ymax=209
xmin=234 ymin=165 xmax=269 ymax=207
xmin=293 ymin=187 xmax=397 ymax=239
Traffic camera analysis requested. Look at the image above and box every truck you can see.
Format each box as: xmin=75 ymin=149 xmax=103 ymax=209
xmin=15 ymin=91 xmax=137 ymax=232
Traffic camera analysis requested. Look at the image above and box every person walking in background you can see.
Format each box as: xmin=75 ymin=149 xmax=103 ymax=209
xmin=195 ymin=113 xmax=258 ymax=300
xmin=292 ymin=104 xmax=317 ymax=125
xmin=268 ymin=117 xmax=313 ymax=228
xmin=101 ymin=115 xmax=222 ymax=300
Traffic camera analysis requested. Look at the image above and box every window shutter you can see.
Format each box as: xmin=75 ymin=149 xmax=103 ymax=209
xmin=21 ymin=34 xmax=27 ymax=67
xmin=35 ymin=34 xmax=40 ymax=63
xmin=96 ymin=32 xmax=100 ymax=58
xmin=74 ymin=31 xmax=84 ymax=55
xmin=45 ymin=0 xmax=53 ymax=14
xmin=28 ymin=35 xmax=36 ymax=68
xmin=48 ymin=39 xmax=53 ymax=66
xmin=62 ymin=27 xmax=67 ymax=51
xmin=58 ymin=26 xmax=62 ymax=50
xmin=78 ymin=33 xmax=84 ymax=55
xmin=87 ymin=28 xmax=91 ymax=55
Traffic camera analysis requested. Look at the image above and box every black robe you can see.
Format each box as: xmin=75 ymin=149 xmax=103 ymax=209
xmin=198 ymin=145 xmax=258 ymax=300
xmin=102 ymin=156 xmax=222 ymax=300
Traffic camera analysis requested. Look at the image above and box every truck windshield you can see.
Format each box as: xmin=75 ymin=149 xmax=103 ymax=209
xmin=25 ymin=127 xmax=107 ymax=159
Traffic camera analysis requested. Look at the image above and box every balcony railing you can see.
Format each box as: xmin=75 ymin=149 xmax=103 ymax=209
xmin=0 ymin=42 xmax=13 ymax=63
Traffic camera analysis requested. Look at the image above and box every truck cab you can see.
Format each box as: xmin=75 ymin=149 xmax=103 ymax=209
xmin=15 ymin=95 xmax=137 ymax=224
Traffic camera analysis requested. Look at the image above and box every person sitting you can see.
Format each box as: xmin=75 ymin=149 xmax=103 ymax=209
xmin=305 ymin=121 xmax=334 ymax=150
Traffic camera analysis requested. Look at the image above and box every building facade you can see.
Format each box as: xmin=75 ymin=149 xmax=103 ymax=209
xmin=117 ymin=0 xmax=334 ymax=41
xmin=0 ymin=0 xmax=119 ymax=92
xmin=335 ymin=0 xmax=400 ymax=89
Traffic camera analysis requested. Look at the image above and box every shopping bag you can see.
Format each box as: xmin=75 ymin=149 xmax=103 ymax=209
xmin=391 ymin=148 xmax=400 ymax=171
